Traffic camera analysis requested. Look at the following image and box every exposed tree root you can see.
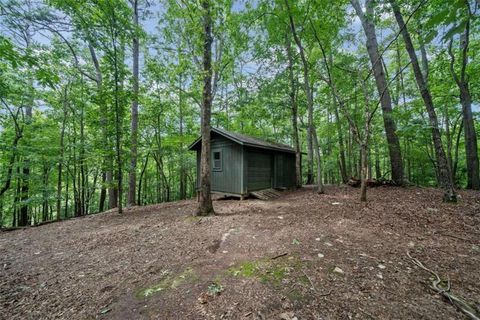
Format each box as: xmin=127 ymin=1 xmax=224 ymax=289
xmin=407 ymin=252 xmax=480 ymax=320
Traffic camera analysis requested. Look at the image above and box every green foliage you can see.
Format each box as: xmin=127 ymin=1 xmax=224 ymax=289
xmin=0 ymin=0 xmax=478 ymax=226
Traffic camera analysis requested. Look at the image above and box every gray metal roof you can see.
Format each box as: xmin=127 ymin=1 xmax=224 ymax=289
xmin=188 ymin=127 xmax=295 ymax=154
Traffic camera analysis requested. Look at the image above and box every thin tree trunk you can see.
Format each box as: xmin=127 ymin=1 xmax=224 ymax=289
xmin=375 ymin=144 xmax=381 ymax=179
xmin=444 ymin=104 xmax=454 ymax=182
xmin=197 ymin=0 xmax=215 ymax=216
xmin=80 ymin=95 xmax=86 ymax=216
xmin=453 ymin=121 xmax=464 ymax=182
xmin=111 ymin=8 xmax=123 ymax=214
xmin=285 ymin=0 xmax=321 ymax=191
xmin=13 ymin=167 xmax=21 ymax=227
xmin=19 ymin=99 xmax=33 ymax=226
xmin=99 ymin=172 xmax=106 ymax=212
xmin=0 ymin=131 xmax=21 ymax=198
xmin=351 ymin=0 xmax=403 ymax=185
xmin=285 ymin=32 xmax=302 ymax=188
xmin=360 ymin=144 xmax=368 ymax=202
xmin=390 ymin=0 xmax=456 ymax=202
xmin=447 ymin=9 xmax=479 ymax=189
xmin=138 ymin=152 xmax=149 ymax=205
xmin=128 ymin=0 xmax=139 ymax=206
xmin=65 ymin=160 xmax=69 ymax=219
xmin=88 ymin=43 xmax=113 ymax=209
xmin=312 ymin=128 xmax=324 ymax=194
xmin=42 ymin=164 xmax=49 ymax=222
xmin=56 ymin=87 xmax=68 ymax=220
xmin=179 ymin=73 xmax=187 ymax=199
xmin=331 ymin=64 xmax=348 ymax=183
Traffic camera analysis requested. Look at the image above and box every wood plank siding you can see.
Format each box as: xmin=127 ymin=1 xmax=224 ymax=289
xmin=191 ymin=128 xmax=296 ymax=197
xmin=196 ymin=133 xmax=244 ymax=195
xmin=246 ymin=149 xmax=272 ymax=191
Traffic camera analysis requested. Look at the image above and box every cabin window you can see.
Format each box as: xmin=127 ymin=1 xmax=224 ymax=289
xmin=213 ymin=150 xmax=222 ymax=171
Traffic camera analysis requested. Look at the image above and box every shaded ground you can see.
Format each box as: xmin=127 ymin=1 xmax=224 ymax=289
xmin=1 ymin=186 xmax=479 ymax=320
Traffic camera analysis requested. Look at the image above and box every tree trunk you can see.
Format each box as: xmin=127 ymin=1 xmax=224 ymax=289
xmin=453 ymin=121 xmax=464 ymax=182
xmin=329 ymin=52 xmax=348 ymax=185
xmin=128 ymin=0 xmax=139 ymax=206
xmin=111 ymin=8 xmax=123 ymax=214
xmin=332 ymin=82 xmax=348 ymax=183
xmin=360 ymin=143 xmax=368 ymax=202
xmin=351 ymin=0 xmax=403 ymax=185
xmin=285 ymin=0 xmax=320 ymax=191
xmin=138 ymin=152 xmax=149 ymax=205
xmin=56 ymin=87 xmax=68 ymax=220
xmin=375 ymin=144 xmax=381 ymax=179
xmin=306 ymin=130 xmax=314 ymax=184
xmin=0 ymin=130 xmax=21 ymax=198
xmin=179 ymin=73 xmax=187 ymax=199
xmin=19 ymin=105 xmax=33 ymax=226
xmin=312 ymin=128 xmax=324 ymax=194
xmin=390 ymin=0 xmax=456 ymax=202
xmin=285 ymin=32 xmax=302 ymax=188
xmin=99 ymin=172 xmax=106 ymax=212
xmin=447 ymin=13 xmax=479 ymax=189
xmin=88 ymin=43 xmax=114 ymax=209
xmin=65 ymin=161 xmax=69 ymax=218
xmin=197 ymin=0 xmax=215 ymax=216
xmin=80 ymin=101 xmax=87 ymax=216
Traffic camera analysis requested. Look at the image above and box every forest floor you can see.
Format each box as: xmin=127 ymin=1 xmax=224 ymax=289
xmin=1 ymin=186 xmax=480 ymax=320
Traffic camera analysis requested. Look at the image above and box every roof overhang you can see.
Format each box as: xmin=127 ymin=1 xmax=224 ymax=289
xmin=188 ymin=128 xmax=296 ymax=154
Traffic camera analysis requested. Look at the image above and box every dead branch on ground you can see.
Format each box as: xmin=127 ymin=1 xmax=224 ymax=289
xmin=407 ymin=252 xmax=480 ymax=320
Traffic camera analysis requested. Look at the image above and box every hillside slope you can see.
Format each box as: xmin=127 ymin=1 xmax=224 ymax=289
xmin=1 ymin=186 xmax=479 ymax=319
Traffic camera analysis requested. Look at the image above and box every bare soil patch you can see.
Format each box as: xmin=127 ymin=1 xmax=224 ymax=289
xmin=1 ymin=186 xmax=479 ymax=319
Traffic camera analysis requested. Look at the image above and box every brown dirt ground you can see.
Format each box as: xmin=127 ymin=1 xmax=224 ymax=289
xmin=1 ymin=186 xmax=479 ymax=320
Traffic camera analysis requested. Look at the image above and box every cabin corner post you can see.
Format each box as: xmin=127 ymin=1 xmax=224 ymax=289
xmin=241 ymin=146 xmax=247 ymax=197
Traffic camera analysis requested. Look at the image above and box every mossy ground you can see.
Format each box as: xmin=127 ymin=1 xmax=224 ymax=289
xmin=225 ymin=256 xmax=315 ymax=304
xmin=136 ymin=267 xmax=199 ymax=298
xmin=228 ymin=256 xmax=307 ymax=287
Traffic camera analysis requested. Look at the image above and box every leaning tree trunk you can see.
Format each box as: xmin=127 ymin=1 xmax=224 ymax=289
xmin=128 ymin=0 xmax=139 ymax=206
xmin=390 ymin=0 xmax=456 ymax=202
xmin=351 ymin=0 xmax=403 ymax=185
xmin=197 ymin=0 xmax=215 ymax=216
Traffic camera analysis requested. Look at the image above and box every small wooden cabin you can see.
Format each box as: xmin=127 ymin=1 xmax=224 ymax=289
xmin=188 ymin=128 xmax=296 ymax=198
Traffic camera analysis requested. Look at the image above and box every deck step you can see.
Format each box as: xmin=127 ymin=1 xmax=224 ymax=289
xmin=250 ymin=188 xmax=282 ymax=200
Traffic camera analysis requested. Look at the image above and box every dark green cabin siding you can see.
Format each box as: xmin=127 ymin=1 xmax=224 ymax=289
xmin=273 ymin=153 xmax=295 ymax=188
xmin=211 ymin=136 xmax=243 ymax=194
xmin=195 ymin=133 xmax=244 ymax=195
xmin=246 ymin=149 xmax=272 ymax=191
xmin=192 ymin=130 xmax=296 ymax=196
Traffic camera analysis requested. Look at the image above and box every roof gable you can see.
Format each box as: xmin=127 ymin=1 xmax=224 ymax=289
xmin=188 ymin=128 xmax=295 ymax=154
